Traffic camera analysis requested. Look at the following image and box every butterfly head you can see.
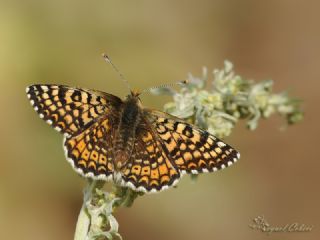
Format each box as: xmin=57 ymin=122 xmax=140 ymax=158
xmin=130 ymin=89 xmax=141 ymax=98
xmin=125 ymin=90 xmax=142 ymax=106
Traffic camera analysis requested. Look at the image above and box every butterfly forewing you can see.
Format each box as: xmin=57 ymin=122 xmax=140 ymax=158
xmin=26 ymin=84 xmax=122 ymax=136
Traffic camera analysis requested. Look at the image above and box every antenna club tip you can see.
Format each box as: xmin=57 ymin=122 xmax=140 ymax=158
xmin=180 ymin=80 xmax=188 ymax=85
xmin=102 ymin=53 xmax=110 ymax=61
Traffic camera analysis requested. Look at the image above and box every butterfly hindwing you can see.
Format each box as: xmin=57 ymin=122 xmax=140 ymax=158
xmin=144 ymin=110 xmax=240 ymax=174
xmin=120 ymin=119 xmax=180 ymax=192
xmin=26 ymin=84 xmax=122 ymax=136
xmin=64 ymin=115 xmax=118 ymax=179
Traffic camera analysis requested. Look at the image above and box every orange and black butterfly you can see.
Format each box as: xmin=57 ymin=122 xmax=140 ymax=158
xmin=26 ymin=81 xmax=240 ymax=192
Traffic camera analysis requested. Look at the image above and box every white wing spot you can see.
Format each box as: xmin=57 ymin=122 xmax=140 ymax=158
xmin=191 ymin=169 xmax=198 ymax=174
xmin=85 ymin=172 xmax=94 ymax=178
xmin=41 ymin=86 xmax=49 ymax=91
xmin=217 ymin=141 xmax=226 ymax=147
xmin=63 ymin=133 xmax=70 ymax=137
xmin=75 ymin=167 xmax=84 ymax=175
xmin=137 ymin=186 xmax=147 ymax=192
xmin=161 ymin=185 xmax=169 ymax=191
xmin=150 ymin=188 xmax=157 ymax=193
xmin=126 ymin=181 xmax=135 ymax=190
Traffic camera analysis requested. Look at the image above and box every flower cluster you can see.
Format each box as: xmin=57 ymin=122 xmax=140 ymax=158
xmin=153 ymin=61 xmax=303 ymax=138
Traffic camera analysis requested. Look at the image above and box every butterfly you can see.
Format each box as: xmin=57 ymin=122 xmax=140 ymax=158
xmin=26 ymin=84 xmax=240 ymax=193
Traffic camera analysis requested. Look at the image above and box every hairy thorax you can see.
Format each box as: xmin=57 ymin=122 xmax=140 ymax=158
xmin=113 ymin=95 xmax=142 ymax=170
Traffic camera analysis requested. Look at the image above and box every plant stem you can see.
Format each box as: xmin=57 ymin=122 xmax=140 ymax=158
xmin=74 ymin=203 xmax=90 ymax=240
xmin=74 ymin=180 xmax=106 ymax=240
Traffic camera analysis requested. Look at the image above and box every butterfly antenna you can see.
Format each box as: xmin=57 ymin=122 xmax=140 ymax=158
xmin=141 ymin=80 xmax=188 ymax=95
xmin=102 ymin=53 xmax=131 ymax=92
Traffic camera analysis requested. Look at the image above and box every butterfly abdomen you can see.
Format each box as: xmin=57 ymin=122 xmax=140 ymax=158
xmin=113 ymin=96 xmax=142 ymax=169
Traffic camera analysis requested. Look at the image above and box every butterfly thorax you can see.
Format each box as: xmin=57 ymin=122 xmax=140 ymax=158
xmin=113 ymin=94 xmax=142 ymax=170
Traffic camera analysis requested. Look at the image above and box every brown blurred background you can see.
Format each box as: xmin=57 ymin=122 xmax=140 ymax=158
xmin=0 ymin=0 xmax=319 ymax=239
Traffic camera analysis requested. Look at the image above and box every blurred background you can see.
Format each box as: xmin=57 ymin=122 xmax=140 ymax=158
xmin=0 ymin=0 xmax=319 ymax=239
